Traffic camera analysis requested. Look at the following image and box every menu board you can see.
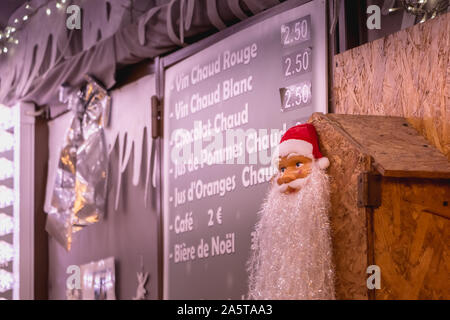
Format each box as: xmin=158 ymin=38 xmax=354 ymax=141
xmin=163 ymin=0 xmax=327 ymax=299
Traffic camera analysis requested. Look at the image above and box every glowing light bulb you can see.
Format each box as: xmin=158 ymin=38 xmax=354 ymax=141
xmin=0 ymin=158 xmax=13 ymax=181
xmin=14 ymin=39 xmax=18 ymax=45
xmin=0 ymin=186 xmax=14 ymax=209
xmin=2 ymin=47 xmax=7 ymax=54
xmin=14 ymin=19 xmax=18 ymax=24
xmin=10 ymin=27 xmax=15 ymax=33
xmin=56 ymin=3 xmax=62 ymax=9
xmin=25 ymin=4 xmax=31 ymax=10
xmin=0 ymin=241 xmax=14 ymax=266
xmin=0 ymin=131 xmax=14 ymax=152
xmin=0 ymin=213 xmax=13 ymax=237
xmin=0 ymin=269 xmax=14 ymax=293
xmin=46 ymin=8 xmax=52 ymax=15
xmin=61 ymin=0 xmax=66 ymax=3
xmin=23 ymin=15 xmax=28 ymax=21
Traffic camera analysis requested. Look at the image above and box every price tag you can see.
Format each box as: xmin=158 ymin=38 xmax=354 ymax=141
xmin=282 ymin=47 xmax=312 ymax=79
xmin=280 ymin=81 xmax=312 ymax=112
xmin=280 ymin=15 xmax=311 ymax=47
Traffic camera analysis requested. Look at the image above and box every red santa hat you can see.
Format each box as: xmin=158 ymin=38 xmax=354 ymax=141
xmin=275 ymin=123 xmax=330 ymax=170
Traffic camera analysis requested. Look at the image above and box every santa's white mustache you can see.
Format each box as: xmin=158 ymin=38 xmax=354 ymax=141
xmin=276 ymin=175 xmax=310 ymax=193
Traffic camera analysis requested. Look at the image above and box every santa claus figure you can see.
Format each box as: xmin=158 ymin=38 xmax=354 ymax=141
xmin=248 ymin=123 xmax=335 ymax=300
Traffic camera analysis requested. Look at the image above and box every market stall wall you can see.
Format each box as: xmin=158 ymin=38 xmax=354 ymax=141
xmin=373 ymin=176 xmax=450 ymax=299
xmin=309 ymin=114 xmax=371 ymax=299
xmin=48 ymin=133 xmax=159 ymax=300
xmin=47 ymin=72 xmax=159 ymax=300
xmin=333 ymin=12 xmax=450 ymax=160
xmin=310 ymin=113 xmax=450 ymax=300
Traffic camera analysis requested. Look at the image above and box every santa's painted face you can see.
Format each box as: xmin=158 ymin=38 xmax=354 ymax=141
xmin=276 ymin=154 xmax=313 ymax=194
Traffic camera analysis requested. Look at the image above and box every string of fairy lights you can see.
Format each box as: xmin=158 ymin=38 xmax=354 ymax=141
xmin=0 ymin=1 xmax=71 ymax=295
xmin=0 ymin=105 xmax=15 ymax=295
xmin=0 ymin=0 xmax=68 ymax=56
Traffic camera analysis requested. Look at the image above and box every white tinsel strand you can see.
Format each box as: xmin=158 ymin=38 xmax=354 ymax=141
xmin=0 ymin=158 xmax=14 ymax=181
xmin=0 ymin=269 xmax=14 ymax=293
xmin=0 ymin=105 xmax=13 ymax=131
xmin=0 ymin=241 xmax=14 ymax=266
xmin=0 ymin=186 xmax=14 ymax=209
xmin=0 ymin=131 xmax=14 ymax=153
xmin=0 ymin=213 xmax=14 ymax=237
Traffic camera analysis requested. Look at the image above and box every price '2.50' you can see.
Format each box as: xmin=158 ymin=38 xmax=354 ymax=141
xmin=283 ymin=48 xmax=311 ymax=78
xmin=281 ymin=17 xmax=310 ymax=46
xmin=281 ymin=82 xmax=312 ymax=111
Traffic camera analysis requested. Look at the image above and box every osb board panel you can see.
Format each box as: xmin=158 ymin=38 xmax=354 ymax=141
xmin=310 ymin=113 xmax=371 ymax=300
xmin=326 ymin=114 xmax=450 ymax=179
xmin=374 ymin=177 xmax=450 ymax=299
xmin=333 ymin=12 xmax=450 ymax=161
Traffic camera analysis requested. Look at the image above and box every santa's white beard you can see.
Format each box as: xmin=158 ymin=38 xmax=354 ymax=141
xmin=247 ymin=165 xmax=335 ymax=300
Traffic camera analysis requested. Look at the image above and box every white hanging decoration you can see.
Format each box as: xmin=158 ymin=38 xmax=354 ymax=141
xmin=0 ymin=186 xmax=14 ymax=209
xmin=0 ymin=269 xmax=14 ymax=293
xmin=133 ymin=255 xmax=149 ymax=300
xmin=44 ymin=112 xmax=72 ymax=214
xmin=0 ymin=131 xmax=14 ymax=153
xmin=0 ymin=105 xmax=13 ymax=131
xmin=132 ymin=272 xmax=149 ymax=300
xmin=0 ymin=213 xmax=13 ymax=237
xmin=0 ymin=158 xmax=14 ymax=181
xmin=0 ymin=241 xmax=14 ymax=266
xmin=104 ymin=74 xmax=155 ymax=210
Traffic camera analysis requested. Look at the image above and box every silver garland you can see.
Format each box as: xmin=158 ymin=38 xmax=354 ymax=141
xmin=46 ymin=77 xmax=110 ymax=251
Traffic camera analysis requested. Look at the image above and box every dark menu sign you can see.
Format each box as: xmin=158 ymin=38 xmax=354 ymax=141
xmin=163 ymin=0 xmax=327 ymax=299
